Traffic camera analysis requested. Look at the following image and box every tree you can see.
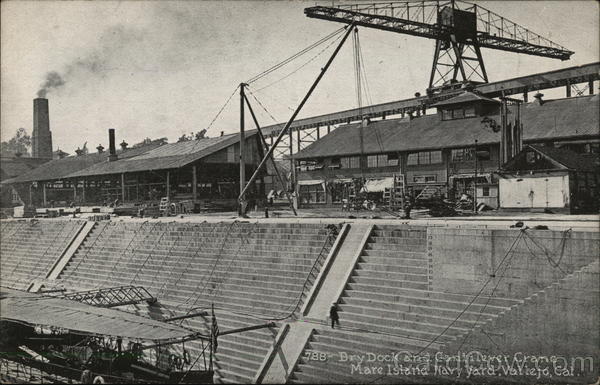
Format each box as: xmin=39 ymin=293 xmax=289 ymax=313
xmin=195 ymin=129 xmax=208 ymax=140
xmin=0 ymin=128 xmax=31 ymax=156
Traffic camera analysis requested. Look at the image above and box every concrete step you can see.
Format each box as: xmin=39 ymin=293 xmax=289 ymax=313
xmin=344 ymin=284 xmax=519 ymax=309
xmin=162 ymin=280 xmax=307 ymax=300
xmin=338 ymin=309 xmax=471 ymax=336
xmin=365 ymin=238 xmax=427 ymax=253
xmin=353 ymin=268 xmax=428 ymax=283
xmin=349 ymin=276 xmax=429 ymax=291
xmin=371 ymin=228 xmax=427 ymax=238
xmin=357 ymin=262 xmax=428 ymax=275
xmin=341 ymin=297 xmax=500 ymax=321
xmin=334 ymin=318 xmax=457 ymax=343
xmin=215 ymin=346 xmax=264 ymax=369
xmin=64 ymin=262 xmax=310 ymax=287
xmin=338 ymin=304 xmax=481 ymax=330
xmin=361 ymin=251 xmax=428 ymax=262
xmin=312 ymin=327 xmax=440 ymax=351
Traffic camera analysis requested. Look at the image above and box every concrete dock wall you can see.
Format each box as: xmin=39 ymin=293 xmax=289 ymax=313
xmin=429 ymin=227 xmax=599 ymax=299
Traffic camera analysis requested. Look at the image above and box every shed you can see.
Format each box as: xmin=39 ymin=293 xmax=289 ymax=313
xmin=497 ymin=145 xmax=599 ymax=213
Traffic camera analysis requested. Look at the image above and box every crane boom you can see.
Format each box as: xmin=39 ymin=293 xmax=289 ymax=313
xmin=305 ymin=1 xmax=574 ymax=92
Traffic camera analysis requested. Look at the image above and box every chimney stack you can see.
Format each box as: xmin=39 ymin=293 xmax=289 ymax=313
xmin=108 ymin=128 xmax=118 ymax=161
xmin=32 ymin=98 xmax=53 ymax=159
xmin=120 ymin=140 xmax=128 ymax=150
xmin=96 ymin=144 xmax=105 ymax=153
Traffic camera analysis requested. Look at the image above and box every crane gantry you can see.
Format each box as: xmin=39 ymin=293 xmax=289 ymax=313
xmin=305 ymin=1 xmax=574 ymax=94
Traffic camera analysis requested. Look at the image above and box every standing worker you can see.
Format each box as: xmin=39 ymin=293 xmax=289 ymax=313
xmin=329 ymin=302 xmax=340 ymax=329
xmin=402 ymin=194 xmax=413 ymax=219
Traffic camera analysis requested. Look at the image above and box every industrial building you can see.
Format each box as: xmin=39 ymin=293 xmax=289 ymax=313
xmin=4 ymin=125 xmax=266 ymax=210
xmin=294 ymin=91 xmax=599 ymax=211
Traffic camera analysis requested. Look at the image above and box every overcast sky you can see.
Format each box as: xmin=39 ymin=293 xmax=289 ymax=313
xmin=1 ymin=0 xmax=598 ymax=154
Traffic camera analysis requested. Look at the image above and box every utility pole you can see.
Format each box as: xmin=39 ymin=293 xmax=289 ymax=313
xmin=239 ymin=83 xmax=247 ymax=216
xmin=238 ymin=24 xmax=355 ymax=202
xmin=244 ymin=94 xmax=298 ymax=215
xmin=289 ymin=128 xmax=295 ymax=199
xmin=473 ymin=139 xmax=478 ymax=212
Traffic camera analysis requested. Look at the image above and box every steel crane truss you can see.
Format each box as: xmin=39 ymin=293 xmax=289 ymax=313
xmin=305 ymin=1 xmax=573 ymax=91
xmin=305 ymin=1 xmax=572 ymax=59
xmin=59 ymin=285 xmax=157 ymax=308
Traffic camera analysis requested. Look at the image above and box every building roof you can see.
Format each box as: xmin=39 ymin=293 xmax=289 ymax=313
xmin=431 ymin=91 xmax=501 ymax=107
xmin=0 ymin=157 xmax=48 ymax=181
xmin=528 ymin=145 xmax=600 ymax=172
xmin=65 ymin=132 xmax=255 ymax=178
xmin=0 ymin=288 xmax=197 ymax=341
xmin=295 ymin=94 xmax=600 ymax=159
xmin=2 ymin=141 xmax=164 ymax=184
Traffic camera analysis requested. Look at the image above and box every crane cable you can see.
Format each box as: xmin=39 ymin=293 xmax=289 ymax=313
xmin=203 ymin=85 xmax=239 ymax=135
xmin=352 ymin=27 xmax=366 ymax=185
xmin=355 ymin=28 xmax=385 ymax=155
xmin=251 ymin=29 xmax=347 ymax=94
xmin=245 ymin=26 xmax=346 ymax=85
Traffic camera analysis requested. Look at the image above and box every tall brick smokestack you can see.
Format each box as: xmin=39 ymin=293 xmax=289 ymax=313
xmin=32 ymin=98 xmax=53 ymax=159
xmin=108 ymin=128 xmax=118 ymax=161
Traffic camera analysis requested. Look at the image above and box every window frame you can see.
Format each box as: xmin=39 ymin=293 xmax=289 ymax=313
xmin=341 ymin=156 xmax=361 ymax=169
xmin=408 ymin=150 xmax=443 ymax=165
xmin=299 ymin=183 xmax=326 ymax=204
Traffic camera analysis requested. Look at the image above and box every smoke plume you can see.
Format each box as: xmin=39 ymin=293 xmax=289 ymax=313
xmin=35 ymin=24 xmax=143 ymax=98
xmin=37 ymin=71 xmax=66 ymax=98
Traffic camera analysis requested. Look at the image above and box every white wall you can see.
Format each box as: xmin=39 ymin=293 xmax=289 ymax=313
xmin=476 ymin=185 xmax=498 ymax=209
xmin=499 ymin=174 xmax=570 ymax=209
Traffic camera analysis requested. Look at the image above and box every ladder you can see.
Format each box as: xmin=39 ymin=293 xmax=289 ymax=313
xmin=384 ymin=174 xmax=405 ymax=209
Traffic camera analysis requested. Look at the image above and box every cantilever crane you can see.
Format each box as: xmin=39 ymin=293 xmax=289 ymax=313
xmin=305 ymin=1 xmax=574 ymax=94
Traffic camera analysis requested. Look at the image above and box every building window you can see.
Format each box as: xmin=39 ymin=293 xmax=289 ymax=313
xmin=329 ymin=157 xmax=341 ymax=169
xmin=387 ymin=153 xmax=400 ymax=166
xmin=452 ymin=108 xmax=464 ymax=119
xmin=367 ymin=155 xmax=378 ymax=168
xmin=341 ymin=156 xmax=360 ymax=169
xmin=451 ymin=145 xmax=491 ymax=162
xmin=11 ymin=189 xmax=20 ymax=203
xmin=299 ymin=184 xmax=326 ymax=204
xmin=452 ymin=148 xmax=471 ymax=162
xmin=464 ymin=106 xmax=476 ymax=117
xmin=407 ymin=150 xmax=442 ymax=165
xmin=442 ymin=105 xmax=477 ymax=120
xmin=585 ymin=143 xmax=600 ymax=154
xmin=413 ymin=175 xmax=437 ymax=183
xmin=367 ymin=154 xmax=391 ymax=168
xmin=407 ymin=153 xmax=418 ymax=165
xmin=430 ymin=151 xmax=442 ymax=164
xmin=482 ymin=186 xmax=490 ymax=196
xmin=297 ymin=160 xmax=323 ymax=171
